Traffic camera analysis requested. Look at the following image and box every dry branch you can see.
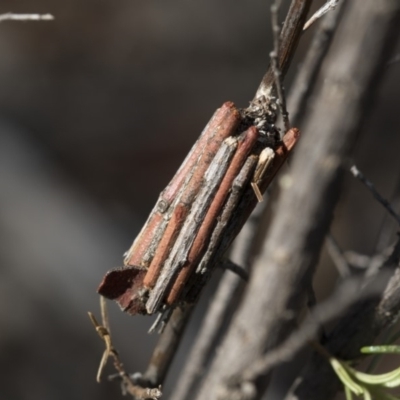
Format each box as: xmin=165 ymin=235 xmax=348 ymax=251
xmin=170 ymin=203 xmax=267 ymax=400
xmin=286 ymin=241 xmax=400 ymax=400
xmin=142 ymin=304 xmax=193 ymax=387
xmin=195 ymin=0 xmax=400 ymax=398
xmin=255 ymin=0 xmax=313 ymax=100
xmin=282 ymin=0 xmax=400 ymax=398
xmin=94 ymin=0 xmax=331 ymax=397
xmin=287 ymin=0 xmax=345 ymax=125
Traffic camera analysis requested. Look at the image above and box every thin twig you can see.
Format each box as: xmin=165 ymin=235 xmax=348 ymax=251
xmin=270 ymin=0 xmax=291 ymax=131
xmin=148 ymin=307 xmax=172 ymax=334
xmin=387 ymin=53 xmax=400 ymax=66
xmin=0 ymin=13 xmax=54 ymax=22
xmin=288 ymin=0 xmax=345 ymax=125
xmin=255 ymin=0 xmax=313 ymax=100
xmin=240 ymin=269 xmax=394 ymax=383
xmin=326 ymin=234 xmax=351 ymax=278
xmin=303 ymin=0 xmax=340 ymax=31
xmin=220 ymin=259 xmax=249 ymax=282
xmin=88 ymin=302 xmax=162 ymax=399
xmin=100 ymin=296 xmax=110 ymax=332
xmin=350 ymin=165 xmax=400 ymax=226
xmin=286 ymin=240 xmax=400 ymax=400
xmin=143 ymin=304 xmax=193 ymax=388
xmin=232 ymin=237 xmax=400 ymax=386
xmin=344 ymin=250 xmax=387 ymax=272
xmin=171 ymin=204 xmax=266 ymax=400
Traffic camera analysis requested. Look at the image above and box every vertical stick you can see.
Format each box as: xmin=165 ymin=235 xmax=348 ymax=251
xmin=142 ymin=304 xmax=194 ymax=387
xmin=255 ymin=0 xmax=313 ymax=100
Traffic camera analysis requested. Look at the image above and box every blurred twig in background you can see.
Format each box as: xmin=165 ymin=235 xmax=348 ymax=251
xmin=0 ymin=12 xmax=53 ymax=22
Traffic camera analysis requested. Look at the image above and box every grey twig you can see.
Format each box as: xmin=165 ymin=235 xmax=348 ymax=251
xmin=303 ymin=0 xmax=340 ymax=31
xmin=270 ymin=0 xmax=291 ymax=131
xmin=326 ymin=233 xmax=351 ymax=278
xmin=220 ymin=259 xmax=249 ymax=282
xmin=148 ymin=307 xmax=172 ymax=334
xmin=387 ymin=53 xmax=400 ymax=66
xmin=171 ymin=204 xmax=266 ymax=400
xmin=286 ymin=239 xmax=400 ymax=400
xmin=350 ymin=165 xmax=400 ymax=226
xmin=284 ymin=0 xmax=400 ymax=398
xmin=0 ymin=12 xmax=54 ymax=22
xmin=255 ymin=0 xmax=313 ymax=100
xmin=195 ymin=0 xmax=400 ymax=399
xmin=287 ymin=0 xmax=345 ymax=125
xmin=142 ymin=304 xmax=193 ymax=388
xmin=240 ymin=268 xmax=395 ymax=383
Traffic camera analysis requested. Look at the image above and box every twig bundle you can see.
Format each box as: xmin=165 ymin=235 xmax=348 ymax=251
xmin=98 ymin=101 xmax=299 ymax=316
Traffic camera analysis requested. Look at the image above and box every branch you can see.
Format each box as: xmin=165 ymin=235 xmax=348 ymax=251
xmin=287 ymin=0 xmax=345 ymax=125
xmin=170 ymin=204 xmax=266 ymax=400
xmin=241 ymin=264 xmax=397 ymax=383
xmin=285 ymin=240 xmax=400 ymax=400
xmin=255 ymin=0 xmax=313 ymax=100
xmin=270 ymin=0 xmax=291 ymax=131
xmin=142 ymin=304 xmax=193 ymax=387
xmin=195 ymin=0 xmax=400 ymax=398
xmin=282 ymin=0 xmax=400 ymax=398
xmin=326 ymin=233 xmax=351 ymax=278
xmin=88 ymin=301 xmax=162 ymax=400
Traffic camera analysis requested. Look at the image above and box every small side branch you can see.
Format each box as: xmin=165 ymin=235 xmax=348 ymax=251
xmin=303 ymin=0 xmax=340 ymax=30
xmin=88 ymin=299 xmax=162 ymax=400
xmin=350 ymin=165 xmax=400 ymax=226
xmin=171 ymin=203 xmax=267 ymax=400
xmin=220 ymin=259 xmax=249 ymax=282
xmin=240 ymin=268 xmax=395 ymax=383
xmin=326 ymin=234 xmax=351 ymax=278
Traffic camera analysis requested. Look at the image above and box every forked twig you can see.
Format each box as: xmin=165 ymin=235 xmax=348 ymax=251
xmin=88 ymin=299 xmax=162 ymax=399
xmin=88 ymin=311 xmax=112 ymax=383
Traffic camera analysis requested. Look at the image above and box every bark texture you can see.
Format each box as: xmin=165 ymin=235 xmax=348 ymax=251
xmin=195 ymin=1 xmax=400 ymax=399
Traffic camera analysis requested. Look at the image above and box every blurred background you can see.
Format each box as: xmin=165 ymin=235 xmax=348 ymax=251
xmin=0 ymin=0 xmax=399 ymax=399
